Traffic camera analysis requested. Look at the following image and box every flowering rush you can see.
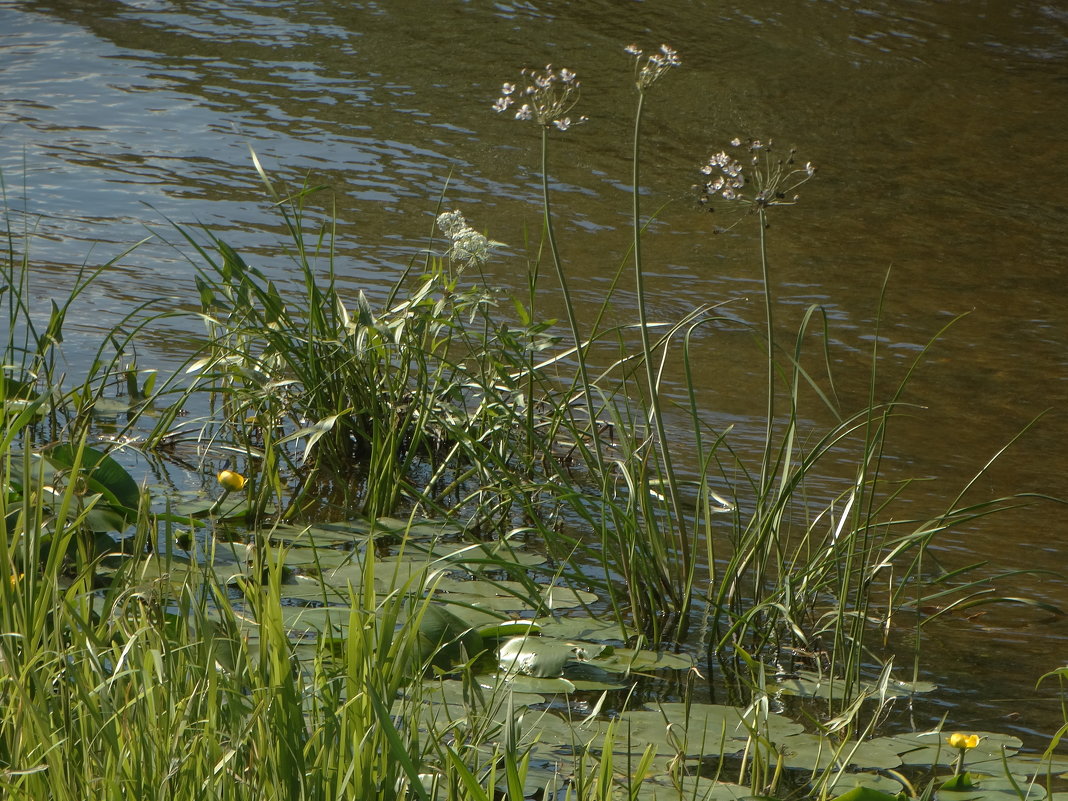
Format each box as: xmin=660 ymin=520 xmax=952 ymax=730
xmin=624 ymin=43 xmax=681 ymax=90
xmin=698 ymin=138 xmax=816 ymax=212
xmin=492 ymin=65 xmax=587 ymax=130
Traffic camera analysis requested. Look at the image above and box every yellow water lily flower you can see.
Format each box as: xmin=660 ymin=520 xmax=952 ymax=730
xmin=947 ymin=732 xmax=980 ymax=750
xmin=217 ymin=470 xmax=247 ymax=492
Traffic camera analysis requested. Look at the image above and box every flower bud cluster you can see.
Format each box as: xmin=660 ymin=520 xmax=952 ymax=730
xmin=624 ymin=43 xmax=681 ymax=90
xmin=492 ymin=65 xmax=587 ymax=131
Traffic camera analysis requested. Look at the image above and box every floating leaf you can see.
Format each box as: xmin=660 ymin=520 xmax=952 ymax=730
xmin=830 ymin=782 xmax=905 ymax=801
xmin=417 ymin=604 xmax=485 ymax=671
xmin=534 ymin=615 xmax=633 ymax=642
xmin=935 ymin=774 xmax=1046 ymax=801
xmin=777 ymin=733 xmax=902 ymax=770
xmin=617 ymin=703 xmax=803 ymax=758
xmin=775 ymin=669 xmax=935 ymax=701
xmin=593 ymin=646 xmax=694 ymax=674
xmin=877 ymin=731 xmax=1023 ymax=770
xmin=497 ymin=636 xmax=605 ymax=678
xmin=628 ymin=776 xmax=757 ymax=801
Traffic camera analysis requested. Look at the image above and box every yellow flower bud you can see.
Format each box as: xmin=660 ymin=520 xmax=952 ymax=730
xmin=947 ymin=732 xmax=980 ymax=750
xmin=217 ymin=470 xmax=246 ymax=492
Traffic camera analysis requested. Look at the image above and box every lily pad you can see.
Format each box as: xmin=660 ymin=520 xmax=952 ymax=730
xmin=776 ymin=732 xmax=903 ymax=770
xmin=616 ymin=703 xmax=803 ymax=758
xmin=824 ymin=772 xmax=907 ymax=797
xmin=775 ymin=669 xmax=935 ymax=701
xmin=593 ymin=646 xmax=694 ymax=674
xmin=497 ymin=635 xmax=606 ymax=677
xmin=534 ymin=615 xmax=634 ymax=642
xmin=627 ymin=777 xmax=757 ymax=801
xmin=934 ymin=774 xmax=1046 ymax=801
xmin=879 ymin=731 xmax=1023 ymax=770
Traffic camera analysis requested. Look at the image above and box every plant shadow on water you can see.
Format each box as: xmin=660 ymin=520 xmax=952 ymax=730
xmin=1 ymin=42 xmax=1067 ymax=801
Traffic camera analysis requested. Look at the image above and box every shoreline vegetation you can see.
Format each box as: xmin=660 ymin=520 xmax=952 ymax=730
xmin=2 ymin=43 xmax=1065 ymax=800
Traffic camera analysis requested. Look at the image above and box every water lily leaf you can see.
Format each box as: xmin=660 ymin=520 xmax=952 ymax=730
xmin=88 ymin=397 xmax=136 ymax=420
xmin=627 ymin=776 xmax=757 ymax=801
xmin=534 ymin=615 xmax=633 ymax=643
xmin=880 ymin=731 xmax=1022 ymax=769
xmin=515 ymin=705 xmax=606 ymax=749
xmin=593 ymin=646 xmax=694 ymax=674
xmin=409 ymin=677 xmax=546 ymax=710
xmin=935 ymin=774 xmax=1046 ymax=801
xmin=616 ymin=703 xmax=801 ymax=758
xmin=776 ymin=733 xmax=902 ymax=770
xmin=775 ymin=669 xmax=935 ymax=701
xmin=1005 ymin=754 xmax=1068 ymax=777
xmin=392 ymin=539 xmax=545 ymax=572
xmin=825 ymin=772 xmax=907 ymax=797
xmin=498 ymin=636 xmax=606 ymax=677
xmin=417 ymin=604 xmax=485 ymax=670
xmin=429 ymin=577 xmax=594 ymax=612
xmin=268 ymin=520 xmax=376 ymax=548
xmin=169 ymin=493 xmax=252 ymax=520
xmin=494 ymin=674 xmax=577 ymax=695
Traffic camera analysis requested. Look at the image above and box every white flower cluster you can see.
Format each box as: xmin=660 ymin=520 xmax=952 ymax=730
xmin=436 ymin=210 xmax=505 ymax=269
xmin=624 ymin=43 xmax=681 ymax=90
xmin=492 ymin=65 xmax=587 ymax=131
xmin=698 ymin=138 xmax=816 ymax=212
xmin=700 ymin=150 xmax=746 ymax=201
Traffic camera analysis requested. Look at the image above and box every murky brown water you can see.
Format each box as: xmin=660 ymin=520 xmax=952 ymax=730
xmin=2 ymin=0 xmax=1067 ymax=743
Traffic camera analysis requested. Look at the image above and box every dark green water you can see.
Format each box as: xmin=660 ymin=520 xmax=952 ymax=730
xmin=2 ymin=0 xmax=1067 ymax=743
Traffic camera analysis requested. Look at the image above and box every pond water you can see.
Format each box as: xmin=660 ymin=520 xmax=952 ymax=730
xmin=2 ymin=0 xmax=1067 ymax=745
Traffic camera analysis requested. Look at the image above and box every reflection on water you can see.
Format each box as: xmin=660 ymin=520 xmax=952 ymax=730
xmin=2 ymin=0 xmax=1066 ymax=742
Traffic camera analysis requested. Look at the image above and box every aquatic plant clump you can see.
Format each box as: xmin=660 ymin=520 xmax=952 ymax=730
xmin=0 ymin=34 xmax=1062 ymax=801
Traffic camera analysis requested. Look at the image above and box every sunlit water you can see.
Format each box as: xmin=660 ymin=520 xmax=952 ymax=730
xmin=2 ymin=0 xmax=1067 ymax=745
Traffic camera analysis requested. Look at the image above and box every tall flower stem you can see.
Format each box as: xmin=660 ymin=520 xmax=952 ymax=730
xmin=757 ymin=207 xmax=776 ymax=517
xmin=540 ymin=126 xmax=604 ymax=472
xmin=632 ymin=90 xmax=691 ymax=585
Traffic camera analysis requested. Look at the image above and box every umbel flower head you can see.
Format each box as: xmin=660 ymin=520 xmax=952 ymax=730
xmin=436 ymin=210 xmax=505 ymax=269
xmin=697 ymin=137 xmax=815 ymax=223
xmin=492 ymin=65 xmax=587 ymax=131
xmin=625 ymin=43 xmax=681 ymax=91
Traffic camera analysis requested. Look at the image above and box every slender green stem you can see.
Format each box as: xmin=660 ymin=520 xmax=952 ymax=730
xmin=540 ymin=125 xmax=604 ymax=472
xmin=631 ymin=91 xmax=691 ymax=574
xmin=757 ymin=207 xmax=775 ymax=519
